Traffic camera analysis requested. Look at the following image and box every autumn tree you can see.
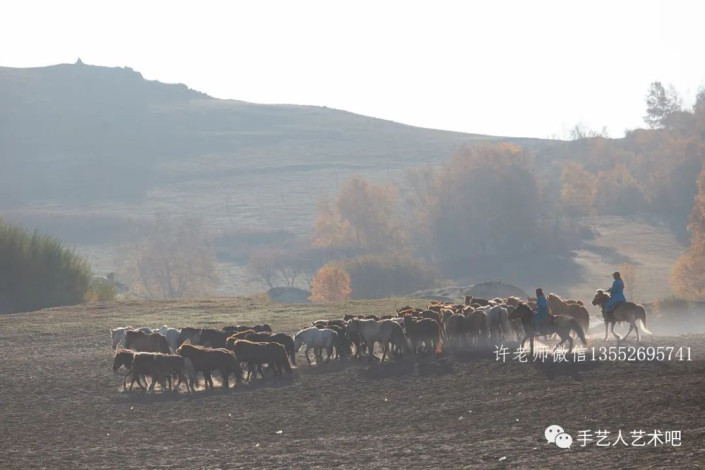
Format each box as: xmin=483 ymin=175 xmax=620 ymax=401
xmin=560 ymin=161 xmax=597 ymax=216
xmin=593 ymin=163 xmax=646 ymax=215
xmin=312 ymin=175 xmax=406 ymax=253
xmin=644 ymin=81 xmax=681 ymax=129
xmin=671 ymin=162 xmax=705 ymax=298
xmin=404 ymin=143 xmax=543 ymax=272
xmin=309 ymin=264 xmax=351 ymax=303
xmin=118 ymin=214 xmax=219 ymax=299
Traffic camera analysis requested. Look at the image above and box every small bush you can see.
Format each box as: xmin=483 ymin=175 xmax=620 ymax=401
xmin=84 ymin=277 xmax=118 ymax=302
xmin=337 ymin=253 xmax=437 ymax=299
xmin=309 ymin=264 xmax=351 ymax=303
xmin=654 ymin=296 xmax=691 ymax=316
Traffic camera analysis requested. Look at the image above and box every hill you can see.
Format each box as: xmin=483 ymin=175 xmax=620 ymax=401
xmin=0 ymin=61 xmax=688 ymax=298
xmin=0 ymin=61 xmax=508 ymax=231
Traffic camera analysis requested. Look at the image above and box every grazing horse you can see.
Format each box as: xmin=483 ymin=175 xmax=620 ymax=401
xmin=176 ymin=344 xmax=243 ymax=390
xmin=403 ymin=316 xmax=442 ymax=354
xmin=124 ymin=330 xmax=170 ymax=354
xmin=547 ymin=294 xmax=590 ymax=332
xmin=592 ymin=290 xmax=651 ymax=342
xmin=293 ymin=327 xmax=338 ymax=364
xmin=509 ymin=303 xmax=589 ymax=356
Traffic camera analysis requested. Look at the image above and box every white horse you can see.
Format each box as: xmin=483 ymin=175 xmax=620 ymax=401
xmin=158 ymin=325 xmax=182 ymax=352
xmin=480 ymin=305 xmax=512 ymax=344
xmin=294 ymin=327 xmax=338 ymax=364
xmin=110 ymin=326 xmax=153 ymax=349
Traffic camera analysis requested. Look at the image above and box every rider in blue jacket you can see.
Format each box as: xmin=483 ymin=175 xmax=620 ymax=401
xmin=533 ymin=288 xmax=551 ymax=328
xmin=605 ymin=271 xmax=626 ymax=313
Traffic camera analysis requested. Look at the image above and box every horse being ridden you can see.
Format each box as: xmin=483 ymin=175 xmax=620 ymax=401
xmin=591 ymin=289 xmax=650 ymax=342
xmin=294 ymin=327 xmax=338 ymax=364
xmin=509 ymin=303 xmax=589 ymax=356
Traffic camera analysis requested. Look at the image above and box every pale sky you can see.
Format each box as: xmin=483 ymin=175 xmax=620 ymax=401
xmin=2 ymin=0 xmax=704 ymax=138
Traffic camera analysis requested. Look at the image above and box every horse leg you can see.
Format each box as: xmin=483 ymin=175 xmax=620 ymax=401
xmin=623 ymin=322 xmax=634 ymax=340
xmin=604 ymin=320 xmax=609 ymax=341
xmin=367 ymin=339 xmax=376 ymax=361
xmin=611 ymin=321 xmax=622 ymax=341
xmin=635 ymin=321 xmax=641 ymax=343
xmin=305 ymin=346 xmax=312 ymax=365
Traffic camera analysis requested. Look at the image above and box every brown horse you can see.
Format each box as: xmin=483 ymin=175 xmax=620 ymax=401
xmin=124 ymin=330 xmax=170 ymax=354
xmin=228 ymin=339 xmax=292 ymax=380
xmin=509 ymin=303 xmax=589 ymax=356
xmin=112 ymin=349 xmax=137 ymax=391
xmin=225 ymin=331 xmax=297 ymax=363
xmin=127 ymin=353 xmax=192 ymax=393
xmin=547 ymin=293 xmax=590 ymax=332
xmin=591 ymin=290 xmax=651 ymax=342
xmin=176 ymin=344 xmax=243 ymax=390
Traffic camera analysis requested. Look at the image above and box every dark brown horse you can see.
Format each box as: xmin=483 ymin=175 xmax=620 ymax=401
xmin=509 ymin=303 xmax=588 ymax=356
xmin=403 ymin=316 xmax=442 ymax=354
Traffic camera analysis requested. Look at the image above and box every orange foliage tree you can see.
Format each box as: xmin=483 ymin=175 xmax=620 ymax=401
xmin=671 ymin=162 xmax=705 ymax=299
xmin=312 ymin=175 xmax=406 ymax=253
xmin=560 ymin=161 xmax=596 ymax=216
xmin=309 ymin=264 xmax=352 ymax=303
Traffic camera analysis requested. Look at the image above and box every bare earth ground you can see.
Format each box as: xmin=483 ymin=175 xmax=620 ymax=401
xmin=1 ymin=297 xmax=704 ymax=469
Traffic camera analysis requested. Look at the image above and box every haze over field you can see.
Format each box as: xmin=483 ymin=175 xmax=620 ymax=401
xmin=1 ymin=1 xmax=704 ymax=303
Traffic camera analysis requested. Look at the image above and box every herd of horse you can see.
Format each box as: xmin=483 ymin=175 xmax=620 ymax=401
xmin=111 ymin=290 xmax=651 ymax=393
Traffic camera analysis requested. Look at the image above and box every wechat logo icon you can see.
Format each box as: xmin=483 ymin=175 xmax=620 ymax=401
xmin=545 ymin=425 xmax=573 ymax=449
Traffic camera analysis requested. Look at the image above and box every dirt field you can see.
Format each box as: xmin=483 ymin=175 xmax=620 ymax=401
xmin=1 ymin=296 xmax=704 ymax=469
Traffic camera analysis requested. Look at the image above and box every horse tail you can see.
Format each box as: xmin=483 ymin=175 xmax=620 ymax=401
xmin=287 ymin=339 xmax=296 ymax=365
xmin=570 ymin=318 xmax=589 ymax=347
xmin=435 ymin=325 xmax=443 ymax=354
xmin=636 ymin=307 xmax=652 ymax=335
xmin=501 ymin=311 xmax=512 ymax=341
xmin=281 ymin=355 xmax=293 ymax=373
